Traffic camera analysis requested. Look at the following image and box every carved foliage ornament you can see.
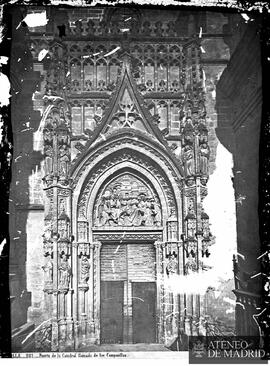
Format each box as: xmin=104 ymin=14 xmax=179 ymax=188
xmin=93 ymin=233 xmax=162 ymax=241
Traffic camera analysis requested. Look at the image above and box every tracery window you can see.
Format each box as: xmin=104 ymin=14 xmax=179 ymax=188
xmin=84 ymin=101 xmax=95 ymax=131
xmin=157 ymin=61 xmax=167 ymax=92
xmin=71 ymin=101 xmax=82 ymax=135
xmin=147 ymin=101 xmax=155 ymax=116
xmin=97 ymin=59 xmax=107 ymax=91
xmin=70 ymin=100 xmax=107 ymax=135
xmin=170 ymin=102 xmax=181 ymax=131
xmin=70 ymin=58 xmax=81 ymax=92
xmin=144 ymin=60 xmax=155 ymax=92
xmin=108 ymin=58 xmax=120 ymax=87
xmin=157 ymin=101 xmax=168 ymax=130
xmin=83 ymin=60 xmax=94 ymax=91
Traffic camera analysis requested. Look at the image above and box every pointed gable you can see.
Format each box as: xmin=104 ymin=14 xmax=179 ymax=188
xmin=89 ymin=61 xmax=168 ymax=145
xmin=105 ymin=86 xmax=148 ymax=133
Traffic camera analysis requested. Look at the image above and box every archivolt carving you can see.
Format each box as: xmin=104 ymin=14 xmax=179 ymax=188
xmin=72 ymin=136 xmax=183 ymax=190
xmin=77 ymin=150 xmax=177 ymax=220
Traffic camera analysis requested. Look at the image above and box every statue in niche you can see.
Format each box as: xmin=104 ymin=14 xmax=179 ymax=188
xmin=166 ymin=252 xmax=178 ymax=275
xmin=44 ymin=145 xmax=53 ymax=175
xmin=199 ymin=143 xmax=210 ymax=175
xmin=59 ymin=255 xmax=71 ymax=288
xmin=52 ymin=115 xmax=60 ymax=129
xmin=59 ymin=198 xmax=66 ymax=213
xmin=80 ymin=255 xmax=90 ymax=284
xmin=58 ymin=221 xmax=67 ymax=239
xmin=182 ymin=121 xmax=195 ymax=147
xmin=58 ymin=144 xmax=69 ymax=176
xmin=45 ymin=115 xmax=53 ymax=128
xmin=44 ymin=129 xmax=53 ymax=144
xmin=43 ymin=259 xmax=53 ymax=284
xmin=185 ymin=257 xmax=197 ymax=275
xmin=182 ymin=145 xmax=195 ymax=176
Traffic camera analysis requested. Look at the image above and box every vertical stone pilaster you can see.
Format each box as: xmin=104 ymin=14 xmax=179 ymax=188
xmin=154 ymin=241 xmax=162 ymax=342
xmin=89 ymin=243 xmax=95 ymax=337
xmin=93 ymin=241 xmax=102 ymax=343
xmin=77 ymin=242 xmax=91 ymax=347
xmin=42 ymin=95 xmax=73 ymax=351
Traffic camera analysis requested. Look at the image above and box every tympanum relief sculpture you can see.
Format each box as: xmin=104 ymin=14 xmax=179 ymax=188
xmin=94 ymin=174 xmax=162 ymax=227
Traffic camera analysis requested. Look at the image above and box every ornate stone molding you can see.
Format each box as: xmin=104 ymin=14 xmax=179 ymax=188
xmin=93 ymin=232 xmax=162 ymax=242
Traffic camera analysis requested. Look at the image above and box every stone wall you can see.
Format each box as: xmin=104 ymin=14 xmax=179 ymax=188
xmin=216 ymin=20 xmax=262 ymax=274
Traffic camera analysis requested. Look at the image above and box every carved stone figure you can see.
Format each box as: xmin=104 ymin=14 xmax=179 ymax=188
xmin=43 ymin=259 xmax=53 ymax=284
xmin=183 ymin=145 xmax=195 ymax=176
xmin=95 ymin=175 xmax=162 ymax=227
xmin=185 ymin=257 xmax=197 ymax=274
xmin=58 ymin=220 xmax=67 ymax=239
xmin=144 ymin=200 xmax=154 ymax=226
xmin=96 ymin=192 xmax=162 ymax=227
xmin=97 ymin=195 xmax=111 ymax=226
xmin=151 ymin=199 xmax=162 ymax=226
xmin=44 ymin=145 xmax=53 ymax=175
xmin=166 ymin=253 xmax=178 ymax=275
xmin=58 ymin=144 xmax=70 ymax=176
xmin=44 ymin=129 xmax=53 ymax=143
xmin=199 ymin=143 xmax=210 ymax=175
xmin=80 ymin=255 xmax=90 ymax=284
xmin=59 ymin=255 xmax=71 ymax=288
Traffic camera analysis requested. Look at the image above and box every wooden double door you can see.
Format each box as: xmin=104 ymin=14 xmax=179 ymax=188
xmin=100 ymin=281 xmax=156 ymax=344
xmin=100 ymin=243 xmax=157 ymax=344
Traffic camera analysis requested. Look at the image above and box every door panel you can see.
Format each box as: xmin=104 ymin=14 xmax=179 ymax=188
xmin=100 ymin=281 xmax=124 ymax=344
xmin=132 ymin=282 xmax=156 ymax=343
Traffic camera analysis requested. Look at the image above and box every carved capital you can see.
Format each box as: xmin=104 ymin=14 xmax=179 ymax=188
xmin=93 ymin=241 xmax=102 ymax=251
xmin=58 ymin=239 xmax=71 ymax=256
xmin=154 ymin=240 xmax=163 ymax=250
xmin=78 ymin=284 xmax=89 ymax=292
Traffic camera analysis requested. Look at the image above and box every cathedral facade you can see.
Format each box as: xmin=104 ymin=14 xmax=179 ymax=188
xmin=7 ymin=6 xmax=262 ymax=352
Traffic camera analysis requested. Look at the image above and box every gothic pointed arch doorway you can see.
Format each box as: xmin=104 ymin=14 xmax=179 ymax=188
xmin=74 ymin=156 xmax=179 ymax=345
xmin=93 ymin=170 xmax=163 ymax=344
